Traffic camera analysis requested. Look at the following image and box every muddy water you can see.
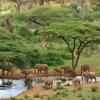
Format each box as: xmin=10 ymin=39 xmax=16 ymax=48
xmin=0 ymin=77 xmax=100 ymax=98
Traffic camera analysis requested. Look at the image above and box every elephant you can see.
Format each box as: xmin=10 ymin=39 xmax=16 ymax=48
xmin=34 ymin=64 xmax=48 ymax=74
xmin=21 ymin=67 xmax=33 ymax=79
xmin=0 ymin=61 xmax=14 ymax=76
xmin=53 ymin=68 xmax=64 ymax=76
xmin=72 ymin=77 xmax=81 ymax=85
xmin=25 ymin=74 xmax=33 ymax=89
xmin=82 ymin=72 xmax=96 ymax=83
xmin=81 ymin=64 xmax=90 ymax=74
xmin=61 ymin=66 xmax=74 ymax=75
xmin=44 ymin=78 xmax=53 ymax=89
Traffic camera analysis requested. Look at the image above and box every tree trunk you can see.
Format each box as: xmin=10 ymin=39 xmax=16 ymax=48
xmin=71 ymin=52 xmax=74 ymax=69
xmin=74 ymin=53 xmax=81 ymax=70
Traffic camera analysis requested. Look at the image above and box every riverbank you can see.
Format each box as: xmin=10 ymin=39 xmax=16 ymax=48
xmin=15 ymin=82 xmax=100 ymax=100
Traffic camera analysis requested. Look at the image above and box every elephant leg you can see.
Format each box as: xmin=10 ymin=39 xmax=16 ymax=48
xmin=49 ymin=84 xmax=51 ymax=88
xmin=51 ymin=84 xmax=53 ymax=88
xmin=48 ymin=84 xmax=49 ymax=89
xmin=2 ymin=70 xmax=4 ymax=76
xmin=39 ymin=70 xmax=41 ymax=74
xmin=49 ymin=84 xmax=50 ymax=89
xmin=90 ymin=78 xmax=92 ymax=83
xmin=46 ymin=70 xmax=48 ymax=74
xmin=25 ymin=79 xmax=28 ymax=86
xmin=95 ymin=77 xmax=96 ymax=83
xmin=37 ymin=69 xmax=39 ymax=74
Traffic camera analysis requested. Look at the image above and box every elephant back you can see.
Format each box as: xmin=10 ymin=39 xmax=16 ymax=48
xmin=35 ymin=64 xmax=48 ymax=70
xmin=21 ymin=67 xmax=33 ymax=74
xmin=88 ymin=72 xmax=96 ymax=78
xmin=26 ymin=74 xmax=33 ymax=80
xmin=0 ymin=62 xmax=14 ymax=71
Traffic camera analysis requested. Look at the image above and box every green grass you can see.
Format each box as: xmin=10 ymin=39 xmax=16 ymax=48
xmin=15 ymin=85 xmax=100 ymax=100
xmin=64 ymin=50 xmax=100 ymax=70
xmin=47 ymin=86 xmax=100 ymax=100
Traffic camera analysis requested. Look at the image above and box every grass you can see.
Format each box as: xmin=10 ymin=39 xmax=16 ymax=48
xmin=62 ymin=48 xmax=100 ymax=76
xmin=47 ymin=86 xmax=100 ymax=100
xmin=13 ymin=84 xmax=100 ymax=100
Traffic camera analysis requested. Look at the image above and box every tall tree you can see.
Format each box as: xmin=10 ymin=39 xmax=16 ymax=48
xmin=40 ymin=21 xmax=100 ymax=70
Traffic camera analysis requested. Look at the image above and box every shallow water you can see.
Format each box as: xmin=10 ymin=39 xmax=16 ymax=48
xmin=0 ymin=76 xmax=100 ymax=98
xmin=0 ymin=79 xmax=37 ymax=98
xmin=0 ymin=79 xmax=27 ymax=98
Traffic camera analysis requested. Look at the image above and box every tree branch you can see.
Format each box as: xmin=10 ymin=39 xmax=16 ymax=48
xmin=58 ymin=36 xmax=72 ymax=52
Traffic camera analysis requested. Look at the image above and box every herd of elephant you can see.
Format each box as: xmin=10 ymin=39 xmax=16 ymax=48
xmin=21 ymin=64 xmax=97 ymax=89
xmin=0 ymin=62 xmax=97 ymax=89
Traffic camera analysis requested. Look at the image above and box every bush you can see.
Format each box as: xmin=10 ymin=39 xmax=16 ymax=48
xmin=91 ymin=86 xmax=97 ymax=92
xmin=10 ymin=97 xmax=16 ymax=100
xmin=83 ymin=11 xmax=100 ymax=21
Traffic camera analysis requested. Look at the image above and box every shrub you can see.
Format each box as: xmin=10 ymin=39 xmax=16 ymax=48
xmin=91 ymin=86 xmax=97 ymax=92
xmin=56 ymin=85 xmax=65 ymax=90
xmin=10 ymin=97 xmax=16 ymax=100
xmin=77 ymin=93 xmax=83 ymax=97
xmin=24 ymin=95 xmax=30 ymax=99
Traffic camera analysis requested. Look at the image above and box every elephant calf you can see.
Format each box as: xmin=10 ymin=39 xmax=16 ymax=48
xmin=44 ymin=78 xmax=53 ymax=89
xmin=72 ymin=77 xmax=81 ymax=86
xmin=82 ymin=72 xmax=96 ymax=83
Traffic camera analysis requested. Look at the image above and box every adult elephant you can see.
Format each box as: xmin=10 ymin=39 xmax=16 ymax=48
xmin=82 ymin=72 xmax=96 ymax=83
xmin=21 ymin=66 xmax=33 ymax=79
xmin=61 ymin=66 xmax=74 ymax=75
xmin=0 ymin=61 xmax=14 ymax=76
xmin=81 ymin=64 xmax=90 ymax=74
xmin=25 ymin=74 xmax=33 ymax=89
xmin=34 ymin=64 xmax=48 ymax=74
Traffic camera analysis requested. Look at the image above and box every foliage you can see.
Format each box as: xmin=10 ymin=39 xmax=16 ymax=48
xmin=40 ymin=21 xmax=100 ymax=69
xmin=15 ymin=26 xmax=33 ymax=39
xmin=0 ymin=6 xmax=100 ymax=69
xmin=83 ymin=11 xmax=100 ymax=21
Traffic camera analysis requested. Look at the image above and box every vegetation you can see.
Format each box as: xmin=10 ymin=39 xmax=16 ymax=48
xmin=8 ymin=85 xmax=100 ymax=100
xmin=0 ymin=0 xmax=100 ymax=70
xmin=40 ymin=21 xmax=100 ymax=69
xmin=0 ymin=0 xmax=100 ymax=100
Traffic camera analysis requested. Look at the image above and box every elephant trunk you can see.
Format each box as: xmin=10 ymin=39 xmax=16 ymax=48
xmin=82 ymin=75 xmax=84 ymax=83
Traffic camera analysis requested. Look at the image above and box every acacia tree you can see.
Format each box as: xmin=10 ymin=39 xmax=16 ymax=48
xmin=40 ymin=21 xmax=100 ymax=70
